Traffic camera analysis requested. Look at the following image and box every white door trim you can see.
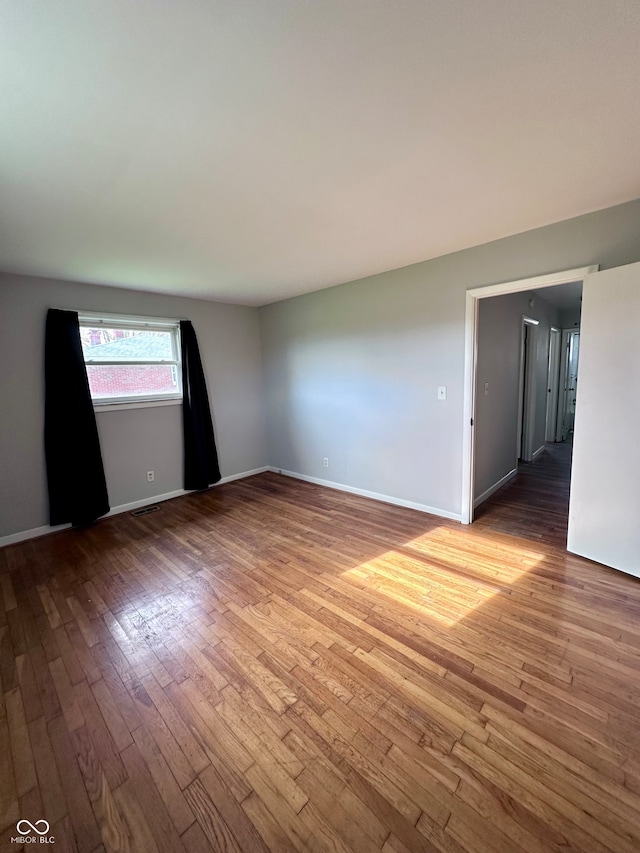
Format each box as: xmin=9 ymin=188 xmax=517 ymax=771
xmin=545 ymin=327 xmax=561 ymax=442
xmin=461 ymin=264 xmax=599 ymax=524
xmin=557 ymin=328 xmax=581 ymax=441
xmin=557 ymin=328 xmax=571 ymax=441
xmin=518 ymin=316 xmax=540 ymax=463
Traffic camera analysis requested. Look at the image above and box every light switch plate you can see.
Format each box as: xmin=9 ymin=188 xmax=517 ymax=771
xmin=437 ymin=386 xmax=447 ymax=400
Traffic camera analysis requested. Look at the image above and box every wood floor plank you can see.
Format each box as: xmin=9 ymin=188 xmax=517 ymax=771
xmin=28 ymin=714 xmax=67 ymax=828
xmin=119 ymin=740 xmax=190 ymax=852
xmin=179 ymin=821 xmax=213 ymax=853
xmin=289 ymin=699 xmax=422 ymax=825
xmin=125 ymin=675 xmax=196 ymax=790
xmin=130 ymin=723 xmax=195 ymax=834
xmin=0 ymin=574 xmax=17 ymax=612
xmin=240 ymin=792 xmax=299 ymax=853
xmin=0 ymin=717 xmax=19 ymax=833
xmin=284 ymin=727 xmax=389 ymax=848
xmin=454 ymin=775 xmax=575 ymax=853
xmin=163 ymin=679 xmax=253 ymax=803
xmin=139 ymin=671 xmax=210 ymax=774
xmin=47 ymin=714 xmax=102 ymax=853
xmin=73 ymin=680 xmax=127 ymax=789
xmin=183 ymin=776 xmax=244 ymax=853
xmin=89 ymin=678 xmax=133 ymax=753
xmin=198 ymin=764 xmax=270 ymax=853
xmin=91 ymin=654 xmax=142 ymax=735
xmin=49 ymin=657 xmax=86 ymax=732
xmin=15 ymin=651 xmax=44 ymax=722
xmin=5 ymin=686 xmax=38 ymax=797
xmin=216 ymin=690 xmax=307 ymax=813
xmin=244 ymin=763 xmax=313 ymax=851
xmin=112 ymin=781 xmax=161 ymax=853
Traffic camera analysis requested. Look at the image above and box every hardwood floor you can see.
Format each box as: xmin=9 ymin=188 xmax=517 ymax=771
xmin=473 ymin=440 xmax=573 ymax=548
xmin=1 ymin=471 xmax=640 ymax=852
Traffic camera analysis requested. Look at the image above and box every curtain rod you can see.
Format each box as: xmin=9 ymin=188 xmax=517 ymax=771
xmin=50 ymin=308 xmax=187 ymax=324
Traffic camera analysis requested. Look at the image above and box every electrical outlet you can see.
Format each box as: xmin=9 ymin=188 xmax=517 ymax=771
xmin=323 ymin=457 xmax=329 ymax=468
xmin=146 ymin=470 xmax=155 ymax=483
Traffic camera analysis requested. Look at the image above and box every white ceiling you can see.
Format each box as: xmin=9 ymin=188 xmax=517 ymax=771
xmin=1 ymin=2 xmax=639 ymax=306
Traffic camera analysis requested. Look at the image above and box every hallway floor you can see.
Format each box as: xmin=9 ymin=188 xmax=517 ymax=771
xmin=473 ymin=440 xmax=573 ymax=549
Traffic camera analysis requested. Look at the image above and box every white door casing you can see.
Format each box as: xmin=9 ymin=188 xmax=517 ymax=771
xmin=557 ymin=329 xmax=581 ymax=441
xmin=517 ymin=317 xmax=539 ymax=462
xmin=545 ymin=327 xmax=561 ymax=442
xmin=461 ymin=265 xmax=598 ymax=524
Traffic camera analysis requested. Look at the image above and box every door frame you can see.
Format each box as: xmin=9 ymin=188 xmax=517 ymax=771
xmin=557 ymin=328 xmax=581 ymax=441
xmin=461 ymin=264 xmax=598 ymax=524
xmin=517 ymin=316 xmax=540 ymax=462
xmin=545 ymin=326 xmax=561 ymax=442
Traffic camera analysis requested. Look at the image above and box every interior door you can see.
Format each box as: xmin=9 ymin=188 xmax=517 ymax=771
xmin=567 ymin=261 xmax=640 ymax=577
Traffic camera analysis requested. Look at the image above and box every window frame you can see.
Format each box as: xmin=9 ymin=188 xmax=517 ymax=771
xmin=78 ymin=312 xmax=183 ymax=409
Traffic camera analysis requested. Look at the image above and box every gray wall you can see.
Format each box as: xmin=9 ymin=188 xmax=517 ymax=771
xmin=474 ymin=291 xmax=559 ymax=502
xmin=259 ymin=199 xmax=640 ymax=518
xmin=0 ymin=274 xmax=267 ymax=538
xmin=560 ymin=306 xmax=582 ymax=329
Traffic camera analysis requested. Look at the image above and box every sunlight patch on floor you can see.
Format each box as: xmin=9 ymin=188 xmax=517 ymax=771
xmin=341 ymin=525 xmax=546 ymax=626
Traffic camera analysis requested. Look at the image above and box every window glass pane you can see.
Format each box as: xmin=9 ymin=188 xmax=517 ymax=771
xmin=80 ymin=328 xmax=174 ymax=361
xmin=86 ymin=364 xmax=179 ymax=400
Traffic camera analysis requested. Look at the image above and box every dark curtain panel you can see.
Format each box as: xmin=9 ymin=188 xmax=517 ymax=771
xmin=44 ymin=309 xmax=110 ymax=526
xmin=180 ymin=320 xmax=221 ymax=490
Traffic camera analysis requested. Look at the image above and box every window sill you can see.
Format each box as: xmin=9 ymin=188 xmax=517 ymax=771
xmin=93 ymin=398 xmax=182 ymax=413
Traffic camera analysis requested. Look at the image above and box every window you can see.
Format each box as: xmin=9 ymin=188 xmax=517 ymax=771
xmin=79 ymin=313 xmax=182 ymax=406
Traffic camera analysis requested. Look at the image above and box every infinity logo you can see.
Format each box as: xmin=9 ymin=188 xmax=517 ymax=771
xmin=16 ymin=820 xmax=50 ymax=836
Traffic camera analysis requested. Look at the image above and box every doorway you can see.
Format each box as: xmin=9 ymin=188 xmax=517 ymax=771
xmin=471 ymin=290 xmax=581 ymax=545
xmin=558 ymin=329 xmax=581 ymax=441
xmin=517 ymin=317 xmax=539 ymax=462
xmin=461 ymin=265 xmax=596 ymax=525
xmin=545 ymin=327 xmax=561 ymax=442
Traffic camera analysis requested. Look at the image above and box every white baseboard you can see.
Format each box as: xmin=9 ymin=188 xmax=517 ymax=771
xmin=474 ymin=467 xmax=517 ymax=509
xmin=532 ymin=444 xmax=546 ymax=460
xmin=0 ymin=466 xmax=270 ymax=549
xmin=0 ymin=522 xmax=73 ymax=548
xmin=268 ymin=467 xmax=461 ymax=522
xmin=219 ymin=466 xmax=270 ymax=484
xmin=105 ymin=488 xmax=189 ymax=518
